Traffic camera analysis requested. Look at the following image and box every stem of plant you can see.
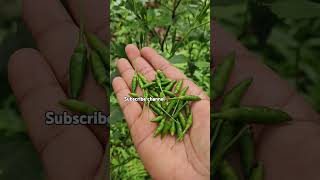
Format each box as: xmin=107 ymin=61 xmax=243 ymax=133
xmin=210 ymin=119 xmax=224 ymax=148
xmin=160 ymin=0 xmax=182 ymax=51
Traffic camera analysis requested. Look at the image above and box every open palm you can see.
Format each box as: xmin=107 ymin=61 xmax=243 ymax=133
xmin=112 ymin=45 xmax=210 ymax=180
xmin=213 ymin=22 xmax=320 ymax=179
xmin=8 ymin=0 xmax=108 ymax=179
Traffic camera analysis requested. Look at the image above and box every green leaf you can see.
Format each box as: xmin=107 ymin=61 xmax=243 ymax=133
xmin=125 ymin=0 xmax=135 ymax=12
xmin=270 ymin=0 xmax=320 ymax=19
xmin=170 ymin=54 xmax=187 ymax=64
xmin=156 ymin=15 xmax=172 ymax=27
xmin=109 ymin=105 xmax=124 ymax=124
xmin=113 ymin=43 xmax=127 ymax=59
xmin=194 ymin=61 xmax=210 ymax=68
xmin=0 ymin=108 xmax=25 ymax=134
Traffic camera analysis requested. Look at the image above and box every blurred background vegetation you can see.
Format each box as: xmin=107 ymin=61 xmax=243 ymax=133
xmin=0 ymin=0 xmax=44 ymax=179
xmin=0 ymin=0 xmax=319 ymax=179
xmin=215 ymin=0 xmax=320 ymax=111
xmin=110 ymin=0 xmax=210 ymax=179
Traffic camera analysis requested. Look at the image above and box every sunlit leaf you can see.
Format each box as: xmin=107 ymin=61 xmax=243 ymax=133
xmin=170 ymin=54 xmax=187 ymax=64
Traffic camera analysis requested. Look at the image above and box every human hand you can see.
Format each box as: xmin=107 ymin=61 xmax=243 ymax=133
xmin=112 ymin=45 xmax=210 ymax=180
xmin=213 ymin=22 xmax=320 ymax=179
xmin=8 ymin=0 xmax=108 ymax=179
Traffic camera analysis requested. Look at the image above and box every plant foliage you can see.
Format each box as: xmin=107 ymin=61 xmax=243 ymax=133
xmin=110 ymin=0 xmax=210 ymax=179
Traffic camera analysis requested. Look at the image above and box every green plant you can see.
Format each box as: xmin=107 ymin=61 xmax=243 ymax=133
xmin=110 ymin=1 xmax=209 ymax=179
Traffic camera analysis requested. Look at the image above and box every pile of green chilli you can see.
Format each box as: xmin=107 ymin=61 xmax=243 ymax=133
xmin=57 ymin=14 xmax=109 ymax=116
xmin=129 ymin=69 xmax=201 ymax=140
xmin=211 ymin=53 xmax=292 ymax=180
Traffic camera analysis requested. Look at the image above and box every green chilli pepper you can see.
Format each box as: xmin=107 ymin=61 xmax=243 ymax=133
xmin=212 ymin=52 xmax=235 ymax=100
xmin=150 ymin=103 xmax=163 ymax=115
xmin=159 ymin=91 xmax=165 ymax=98
xmin=161 ymin=120 xmax=172 ymax=138
xmin=173 ymin=86 xmax=189 ymax=114
xmin=211 ymin=125 xmax=249 ymax=177
xmin=211 ymin=119 xmax=236 ymax=177
xmin=239 ymin=127 xmax=255 ymax=177
xmin=138 ymin=76 xmax=145 ymax=88
xmin=172 ymin=101 xmax=188 ymax=118
xmin=142 ymin=82 xmax=156 ymax=89
xmin=60 ymin=99 xmax=97 ymax=114
xmin=213 ymin=79 xmax=254 ymax=171
xmin=185 ymin=104 xmax=191 ymax=115
xmin=160 ymin=91 xmax=166 ymax=107
xmin=150 ymin=116 xmax=164 ymax=123
xmin=178 ymin=112 xmax=186 ymax=129
xmin=179 ymin=86 xmax=189 ymax=96
xmin=152 ymin=86 xmax=160 ymax=93
xmin=172 ymin=95 xmax=201 ymax=101
xmin=129 ymin=92 xmax=139 ymax=98
xmin=156 ymin=75 xmax=162 ymax=88
xmin=182 ymin=112 xmax=193 ymax=134
xmin=164 ymin=90 xmax=176 ymax=97
xmin=166 ymin=100 xmax=177 ymax=114
xmin=162 ymin=101 xmax=168 ymax=109
xmin=90 ymin=50 xmax=108 ymax=86
xmin=143 ymin=90 xmax=149 ymax=98
xmin=221 ymin=78 xmax=253 ymax=111
xmin=161 ymin=81 xmax=171 ymax=87
xmin=138 ymin=73 xmax=149 ymax=84
xmin=176 ymin=121 xmax=183 ymax=141
xmin=157 ymin=70 xmax=166 ymax=80
xmin=85 ymin=32 xmax=109 ymax=69
xmin=132 ymin=73 xmax=138 ymax=93
xmin=149 ymin=90 xmax=159 ymax=97
xmin=154 ymin=101 xmax=163 ymax=110
xmin=69 ymin=36 xmax=87 ymax=99
xmin=153 ymin=118 xmax=165 ymax=137
xmin=161 ymin=80 xmax=171 ymax=86
xmin=249 ymin=162 xmax=264 ymax=180
xmin=219 ymin=160 xmax=239 ymax=180
xmin=164 ymin=80 xmax=176 ymax=91
xmin=212 ymin=106 xmax=292 ymax=124
xmin=170 ymin=120 xmax=176 ymax=136
xmin=174 ymin=80 xmax=183 ymax=94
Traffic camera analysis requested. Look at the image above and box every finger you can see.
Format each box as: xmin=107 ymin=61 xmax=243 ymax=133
xmin=66 ymin=0 xmax=108 ymax=41
xmin=125 ymin=44 xmax=157 ymax=81
xmin=141 ymin=47 xmax=208 ymax=99
xmin=117 ymin=58 xmax=135 ymax=90
xmin=23 ymin=0 xmax=75 ymax=37
xmin=188 ymin=99 xmax=210 ymax=171
xmin=8 ymin=48 xmax=103 ymax=179
xmin=112 ymin=77 xmax=142 ymax=127
xmin=112 ymin=77 xmax=157 ymax=147
xmin=23 ymin=0 xmax=77 ymax=86
xmin=116 ymin=58 xmax=143 ymax=96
